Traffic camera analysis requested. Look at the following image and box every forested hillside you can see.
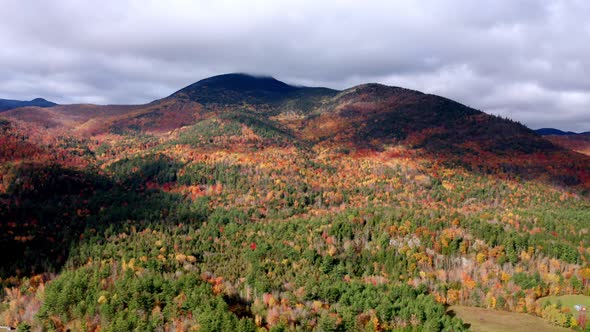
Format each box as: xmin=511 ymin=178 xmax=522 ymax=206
xmin=0 ymin=74 xmax=589 ymax=331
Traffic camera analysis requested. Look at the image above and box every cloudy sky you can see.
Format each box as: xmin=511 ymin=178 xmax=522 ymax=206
xmin=1 ymin=0 xmax=589 ymax=131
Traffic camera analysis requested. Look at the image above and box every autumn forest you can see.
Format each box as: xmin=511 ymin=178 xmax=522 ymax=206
xmin=0 ymin=73 xmax=589 ymax=331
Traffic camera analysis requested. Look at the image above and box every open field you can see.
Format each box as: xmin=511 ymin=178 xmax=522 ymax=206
xmin=449 ymin=306 xmax=571 ymax=332
xmin=541 ymin=295 xmax=590 ymax=312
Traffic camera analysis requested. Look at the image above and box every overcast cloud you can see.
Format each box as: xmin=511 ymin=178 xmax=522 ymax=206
xmin=1 ymin=0 xmax=589 ymax=131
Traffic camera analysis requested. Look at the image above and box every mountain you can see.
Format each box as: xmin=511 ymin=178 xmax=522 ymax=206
xmin=0 ymin=74 xmax=572 ymax=155
xmin=167 ymin=74 xmax=560 ymax=157
xmin=1 ymin=73 xmax=587 ymax=186
xmin=0 ymin=97 xmax=57 ymax=112
xmin=294 ymin=84 xmax=554 ymax=152
xmin=0 ymin=74 xmax=336 ymax=134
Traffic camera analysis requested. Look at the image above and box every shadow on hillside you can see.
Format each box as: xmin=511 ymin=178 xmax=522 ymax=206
xmin=0 ymin=162 xmax=186 ymax=280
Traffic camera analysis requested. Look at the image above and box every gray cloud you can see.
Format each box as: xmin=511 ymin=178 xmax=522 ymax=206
xmin=1 ymin=0 xmax=589 ymax=131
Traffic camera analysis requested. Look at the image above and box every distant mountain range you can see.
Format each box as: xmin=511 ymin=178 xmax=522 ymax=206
xmin=535 ymin=128 xmax=590 ymax=156
xmin=0 ymin=97 xmax=57 ymax=112
xmin=535 ymin=128 xmax=590 ymax=136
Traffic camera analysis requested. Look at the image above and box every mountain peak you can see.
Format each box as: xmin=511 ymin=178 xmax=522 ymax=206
xmin=191 ymin=73 xmax=297 ymax=91
xmin=30 ymin=97 xmax=50 ymax=103
xmin=175 ymin=73 xmax=299 ymax=96
xmin=170 ymin=73 xmax=319 ymax=105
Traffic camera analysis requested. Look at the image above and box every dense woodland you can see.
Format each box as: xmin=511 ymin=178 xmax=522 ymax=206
xmin=0 ymin=75 xmax=589 ymax=331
